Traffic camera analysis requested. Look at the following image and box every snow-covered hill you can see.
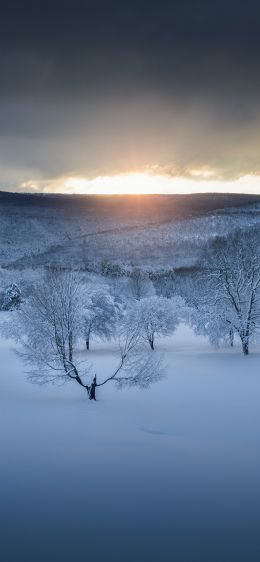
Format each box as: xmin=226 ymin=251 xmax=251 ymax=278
xmin=1 ymin=192 xmax=260 ymax=270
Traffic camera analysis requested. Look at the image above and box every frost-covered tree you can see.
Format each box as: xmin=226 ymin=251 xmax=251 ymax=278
xmin=1 ymin=283 xmax=21 ymax=310
xmin=126 ymin=295 xmax=181 ymax=350
xmin=127 ymin=267 xmax=155 ymax=300
xmin=7 ymin=273 xmax=84 ymax=383
xmin=4 ymin=274 xmax=163 ymax=400
xmin=150 ymin=269 xmax=176 ymax=298
xmin=186 ymin=288 xmax=237 ymax=350
xmin=185 ymin=235 xmax=260 ymax=354
xmin=83 ymin=289 xmax=121 ymax=350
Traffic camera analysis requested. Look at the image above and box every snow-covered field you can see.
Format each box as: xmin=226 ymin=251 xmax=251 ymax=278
xmin=1 ymin=325 xmax=260 ymax=561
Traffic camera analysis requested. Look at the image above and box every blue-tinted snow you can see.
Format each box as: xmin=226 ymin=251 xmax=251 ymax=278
xmin=1 ymin=325 xmax=260 ymax=561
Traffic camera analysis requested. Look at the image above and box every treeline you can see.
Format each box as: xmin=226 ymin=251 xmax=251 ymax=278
xmin=2 ymin=228 xmax=260 ymax=361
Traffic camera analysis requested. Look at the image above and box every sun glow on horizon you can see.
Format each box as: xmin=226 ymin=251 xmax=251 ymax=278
xmin=62 ymin=172 xmax=260 ymax=196
xmin=63 ymin=173 xmax=165 ymax=194
xmin=20 ymin=171 xmax=260 ymax=195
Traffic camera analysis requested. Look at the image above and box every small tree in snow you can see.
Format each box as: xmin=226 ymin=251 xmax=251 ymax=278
xmin=126 ymin=295 xmax=181 ymax=350
xmin=83 ymin=289 xmax=121 ymax=350
xmin=1 ymin=283 xmax=21 ymax=311
xmin=127 ymin=267 xmax=155 ymax=300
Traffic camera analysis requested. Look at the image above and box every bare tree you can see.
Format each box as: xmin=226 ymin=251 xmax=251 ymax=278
xmin=6 ymin=273 xmax=163 ymax=400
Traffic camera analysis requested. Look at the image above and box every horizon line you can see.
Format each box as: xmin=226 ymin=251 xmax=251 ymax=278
xmin=1 ymin=190 xmax=260 ymax=199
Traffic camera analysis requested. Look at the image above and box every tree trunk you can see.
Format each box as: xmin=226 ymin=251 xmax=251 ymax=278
xmin=86 ymin=337 xmax=90 ymax=350
xmin=229 ymin=328 xmax=234 ymax=348
xmin=69 ymin=331 xmax=73 ymax=361
xmin=149 ymin=337 xmax=154 ymax=350
xmin=89 ymin=375 xmax=97 ymax=400
xmin=242 ymin=339 xmax=249 ymax=355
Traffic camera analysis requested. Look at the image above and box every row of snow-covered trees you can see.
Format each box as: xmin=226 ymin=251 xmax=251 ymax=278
xmin=3 ymin=273 xmax=182 ymax=400
xmin=106 ymin=230 xmax=260 ymax=357
xmin=2 ymin=229 xmax=260 ymax=406
xmin=83 ymin=287 xmax=180 ymax=351
xmin=103 ymin=230 xmax=260 ymax=356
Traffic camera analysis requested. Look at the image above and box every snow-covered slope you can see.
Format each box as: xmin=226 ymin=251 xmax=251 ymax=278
xmin=1 ymin=192 xmax=260 ymax=270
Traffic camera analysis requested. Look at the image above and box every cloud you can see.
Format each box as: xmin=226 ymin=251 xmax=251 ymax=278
xmin=1 ymin=1 xmax=260 ymax=189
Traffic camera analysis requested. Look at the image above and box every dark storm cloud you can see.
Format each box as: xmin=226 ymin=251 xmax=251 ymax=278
xmin=1 ymin=0 xmax=260 ymax=53
xmin=1 ymin=0 xmax=260 ymax=187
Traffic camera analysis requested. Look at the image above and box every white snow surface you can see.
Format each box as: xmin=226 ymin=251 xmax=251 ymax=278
xmin=1 ymin=324 xmax=260 ymax=561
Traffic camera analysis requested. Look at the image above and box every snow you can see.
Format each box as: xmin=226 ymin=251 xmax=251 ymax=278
xmin=1 ymin=324 xmax=260 ymax=561
xmin=2 ymin=195 xmax=260 ymax=270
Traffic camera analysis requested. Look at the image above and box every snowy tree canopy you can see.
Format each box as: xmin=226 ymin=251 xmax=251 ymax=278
xmin=125 ymin=295 xmax=181 ymax=350
xmin=1 ymin=283 xmax=21 ymax=311
xmin=83 ymin=288 xmax=121 ymax=349
xmin=9 ymin=273 xmax=85 ymax=385
xmin=185 ymin=234 xmax=260 ymax=354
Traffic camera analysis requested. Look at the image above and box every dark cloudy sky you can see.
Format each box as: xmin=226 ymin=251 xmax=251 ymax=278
xmin=1 ymin=0 xmax=260 ymax=193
